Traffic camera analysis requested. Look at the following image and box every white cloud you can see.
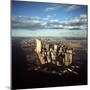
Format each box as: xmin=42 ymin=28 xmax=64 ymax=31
xmin=65 ymin=5 xmax=81 ymax=12
xmin=46 ymin=7 xmax=55 ymax=11
xmin=12 ymin=14 xmax=88 ymax=30
xmin=45 ymin=5 xmax=62 ymax=12
xmin=45 ymin=5 xmax=80 ymax=13
xmin=43 ymin=15 xmax=53 ymax=20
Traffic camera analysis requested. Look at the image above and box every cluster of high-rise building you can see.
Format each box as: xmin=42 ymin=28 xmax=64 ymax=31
xmin=35 ymin=39 xmax=73 ymax=66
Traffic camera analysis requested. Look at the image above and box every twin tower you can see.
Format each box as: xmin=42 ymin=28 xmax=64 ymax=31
xmin=35 ymin=39 xmax=73 ymax=66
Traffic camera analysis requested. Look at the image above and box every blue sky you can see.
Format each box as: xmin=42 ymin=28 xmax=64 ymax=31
xmin=12 ymin=1 xmax=88 ymax=37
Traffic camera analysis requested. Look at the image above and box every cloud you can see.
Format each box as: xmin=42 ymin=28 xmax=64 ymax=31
xmin=65 ymin=5 xmax=81 ymax=12
xmin=45 ymin=4 xmax=80 ymax=13
xmin=12 ymin=14 xmax=87 ymax=30
xmin=61 ymin=14 xmax=88 ymax=30
xmin=45 ymin=7 xmax=56 ymax=11
xmin=12 ymin=16 xmax=45 ymax=30
xmin=45 ymin=5 xmax=62 ymax=12
xmin=43 ymin=15 xmax=53 ymax=21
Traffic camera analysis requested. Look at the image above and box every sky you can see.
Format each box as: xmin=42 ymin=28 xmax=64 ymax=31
xmin=11 ymin=1 xmax=88 ymax=37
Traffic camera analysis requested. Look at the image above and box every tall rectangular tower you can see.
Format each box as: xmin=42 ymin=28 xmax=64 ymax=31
xmin=64 ymin=49 xmax=73 ymax=66
xmin=36 ymin=39 xmax=42 ymax=53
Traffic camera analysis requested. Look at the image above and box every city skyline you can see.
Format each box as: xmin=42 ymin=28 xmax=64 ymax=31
xmin=12 ymin=1 xmax=88 ymax=37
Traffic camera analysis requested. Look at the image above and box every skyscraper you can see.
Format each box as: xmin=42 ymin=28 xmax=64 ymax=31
xmin=36 ymin=39 xmax=42 ymax=53
xmin=54 ymin=44 xmax=58 ymax=51
xmin=64 ymin=49 xmax=73 ymax=66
